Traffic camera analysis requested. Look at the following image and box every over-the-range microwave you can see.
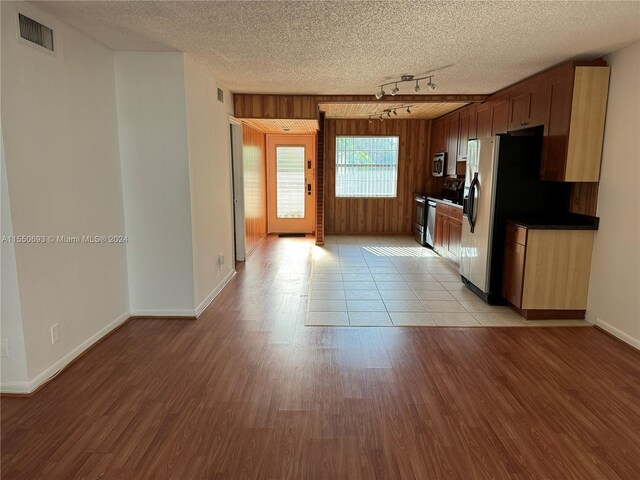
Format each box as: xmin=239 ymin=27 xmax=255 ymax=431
xmin=433 ymin=152 xmax=446 ymax=177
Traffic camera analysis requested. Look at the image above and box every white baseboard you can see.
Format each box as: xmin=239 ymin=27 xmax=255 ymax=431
xmin=0 ymin=381 xmax=31 ymax=394
xmin=594 ymin=318 xmax=640 ymax=350
xmin=129 ymin=309 xmax=197 ymax=317
xmin=0 ymin=311 xmax=130 ymax=395
xmin=195 ymin=269 xmax=236 ymax=317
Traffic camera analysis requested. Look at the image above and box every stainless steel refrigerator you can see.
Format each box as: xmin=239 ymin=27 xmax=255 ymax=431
xmin=460 ymin=135 xmax=569 ymax=304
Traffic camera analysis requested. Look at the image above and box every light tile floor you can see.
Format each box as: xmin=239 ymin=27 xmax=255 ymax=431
xmin=305 ymin=235 xmax=592 ymax=328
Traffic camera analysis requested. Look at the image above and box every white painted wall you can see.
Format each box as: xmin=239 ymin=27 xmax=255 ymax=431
xmin=114 ymin=52 xmax=195 ymax=316
xmin=1 ymin=126 xmax=29 ymax=390
xmin=1 ymin=2 xmax=130 ymax=386
xmin=587 ymin=41 xmax=640 ymax=349
xmin=183 ymin=55 xmax=235 ymax=312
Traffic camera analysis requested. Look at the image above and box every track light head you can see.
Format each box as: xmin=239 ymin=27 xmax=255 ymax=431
xmin=428 ymin=82 xmax=436 ymax=91
xmin=387 ymin=111 xmax=392 ymax=117
xmin=393 ymin=109 xmax=398 ymax=116
xmin=375 ymin=88 xmax=385 ymax=100
xmin=406 ymin=107 xmax=411 ymax=114
xmin=368 ymin=116 xmax=372 ymax=124
xmin=391 ymin=83 xmax=399 ymax=96
xmin=413 ymin=81 xmax=420 ymax=93
xmin=379 ymin=115 xmax=384 ymax=122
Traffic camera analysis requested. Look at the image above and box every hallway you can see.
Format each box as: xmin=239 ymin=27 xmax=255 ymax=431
xmin=1 ymin=236 xmax=639 ymax=479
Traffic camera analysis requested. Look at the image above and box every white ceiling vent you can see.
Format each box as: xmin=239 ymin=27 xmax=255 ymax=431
xmin=217 ymin=87 xmax=224 ymax=103
xmin=18 ymin=13 xmax=54 ymax=51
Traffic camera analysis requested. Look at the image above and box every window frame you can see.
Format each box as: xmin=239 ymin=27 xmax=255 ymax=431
xmin=334 ymin=135 xmax=400 ymax=199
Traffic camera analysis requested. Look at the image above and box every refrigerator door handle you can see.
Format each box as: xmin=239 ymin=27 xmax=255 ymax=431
xmin=468 ymin=172 xmax=479 ymax=233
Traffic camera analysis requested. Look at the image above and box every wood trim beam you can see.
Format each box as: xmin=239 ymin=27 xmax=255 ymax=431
xmin=233 ymin=94 xmax=488 ymax=119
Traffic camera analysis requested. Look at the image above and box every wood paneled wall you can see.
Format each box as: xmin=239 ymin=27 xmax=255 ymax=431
xmin=241 ymin=123 xmax=268 ymax=254
xmin=325 ymin=119 xmax=438 ymax=234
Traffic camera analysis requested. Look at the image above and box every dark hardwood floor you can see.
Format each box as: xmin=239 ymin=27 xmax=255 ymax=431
xmin=2 ymin=236 xmax=639 ymax=479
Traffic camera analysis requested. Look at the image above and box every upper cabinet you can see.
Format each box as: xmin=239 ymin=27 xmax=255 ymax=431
xmin=490 ymin=95 xmax=510 ymax=136
xmin=541 ymin=65 xmax=610 ymax=182
xmin=457 ymin=106 xmax=476 ymax=161
xmin=431 ymin=60 xmax=610 ymax=184
xmin=508 ymin=75 xmax=548 ymax=131
xmin=445 ymin=112 xmax=460 ymax=176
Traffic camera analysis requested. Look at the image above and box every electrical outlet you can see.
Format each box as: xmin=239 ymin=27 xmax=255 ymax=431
xmin=1 ymin=338 xmax=8 ymax=358
xmin=50 ymin=324 xmax=60 ymax=344
xmin=218 ymin=254 xmax=225 ymax=270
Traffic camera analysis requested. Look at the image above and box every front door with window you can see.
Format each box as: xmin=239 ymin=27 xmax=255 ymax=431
xmin=267 ymin=135 xmax=316 ymax=233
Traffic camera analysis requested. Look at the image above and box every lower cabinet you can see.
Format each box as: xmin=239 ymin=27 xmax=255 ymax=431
xmin=433 ymin=202 xmax=463 ymax=265
xmin=502 ymin=223 xmax=595 ymax=319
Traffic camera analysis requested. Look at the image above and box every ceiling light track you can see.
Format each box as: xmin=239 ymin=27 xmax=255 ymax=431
xmin=375 ymin=74 xmax=436 ymax=99
xmin=368 ymin=105 xmax=414 ymax=123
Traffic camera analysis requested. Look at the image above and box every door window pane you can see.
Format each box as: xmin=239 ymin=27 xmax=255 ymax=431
xmin=276 ymin=146 xmax=305 ymax=218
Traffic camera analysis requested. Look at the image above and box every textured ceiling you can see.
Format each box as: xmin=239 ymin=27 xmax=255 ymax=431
xmin=242 ymin=119 xmax=318 ymax=134
xmin=321 ymin=102 xmax=468 ymax=119
xmin=36 ymin=1 xmax=640 ymax=95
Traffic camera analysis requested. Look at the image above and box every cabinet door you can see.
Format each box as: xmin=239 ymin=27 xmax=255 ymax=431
xmin=526 ymin=75 xmax=549 ymax=127
xmin=446 ymin=113 xmax=459 ymax=175
xmin=502 ymin=240 xmax=526 ymax=307
xmin=475 ymin=103 xmax=492 ymax=138
xmin=491 ymin=97 xmax=510 ymax=135
xmin=447 ymin=219 xmax=462 ymax=263
xmin=467 ymin=105 xmax=477 ymax=140
xmin=434 ymin=211 xmax=445 ymax=250
xmin=458 ymin=108 xmax=475 ymax=161
xmin=508 ymin=84 xmax=528 ymax=131
xmin=442 ymin=216 xmax=450 ymax=252
xmin=541 ymin=67 xmax=574 ymax=180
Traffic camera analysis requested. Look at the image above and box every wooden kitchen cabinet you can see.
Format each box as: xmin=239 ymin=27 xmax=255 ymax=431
xmin=475 ymin=103 xmax=492 ymax=138
xmin=502 ymin=223 xmax=595 ymax=319
xmin=445 ymin=112 xmax=460 ymax=176
xmin=508 ymin=74 xmax=549 ymax=131
xmin=433 ymin=202 xmax=463 ymax=265
xmin=491 ymin=96 xmax=510 ymax=135
xmin=457 ymin=106 xmax=476 ymax=161
xmin=541 ymin=65 xmax=610 ymax=182
xmin=502 ymin=225 xmax=527 ymax=307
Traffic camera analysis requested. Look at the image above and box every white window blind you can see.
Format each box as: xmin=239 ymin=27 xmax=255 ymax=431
xmin=335 ymin=136 xmax=399 ymax=198
xmin=276 ymin=146 xmax=305 ymax=218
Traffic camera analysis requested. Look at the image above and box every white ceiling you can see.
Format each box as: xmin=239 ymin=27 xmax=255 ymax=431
xmin=36 ymin=1 xmax=640 ymax=95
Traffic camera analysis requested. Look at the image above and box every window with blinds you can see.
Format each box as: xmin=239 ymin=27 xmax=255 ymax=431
xmin=276 ymin=146 xmax=306 ymax=219
xmin=335 ymin=136 xmax=399 ymax=198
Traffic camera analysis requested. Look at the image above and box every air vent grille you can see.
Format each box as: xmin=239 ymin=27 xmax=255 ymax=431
xmin=217 ymin=88 xmax=224 ymax=103
xmin=18 ymin=14 xmax=54 ymax=51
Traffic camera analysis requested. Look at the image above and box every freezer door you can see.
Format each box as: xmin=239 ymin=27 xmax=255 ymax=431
xmin=460 ymin=137 xmax=498 ymax=293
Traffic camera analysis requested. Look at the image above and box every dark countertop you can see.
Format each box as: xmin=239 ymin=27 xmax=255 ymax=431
xmin=426 ymin=196 xmax=463 ymax=209
xmin=508 ymin=213 xmax=599 ymax=230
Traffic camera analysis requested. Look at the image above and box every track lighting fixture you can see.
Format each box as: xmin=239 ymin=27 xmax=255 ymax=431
xmin=368 ymin=105 xmax=414 ymax=120
xmin=374 ymin=74 xmax=436 ymax=98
